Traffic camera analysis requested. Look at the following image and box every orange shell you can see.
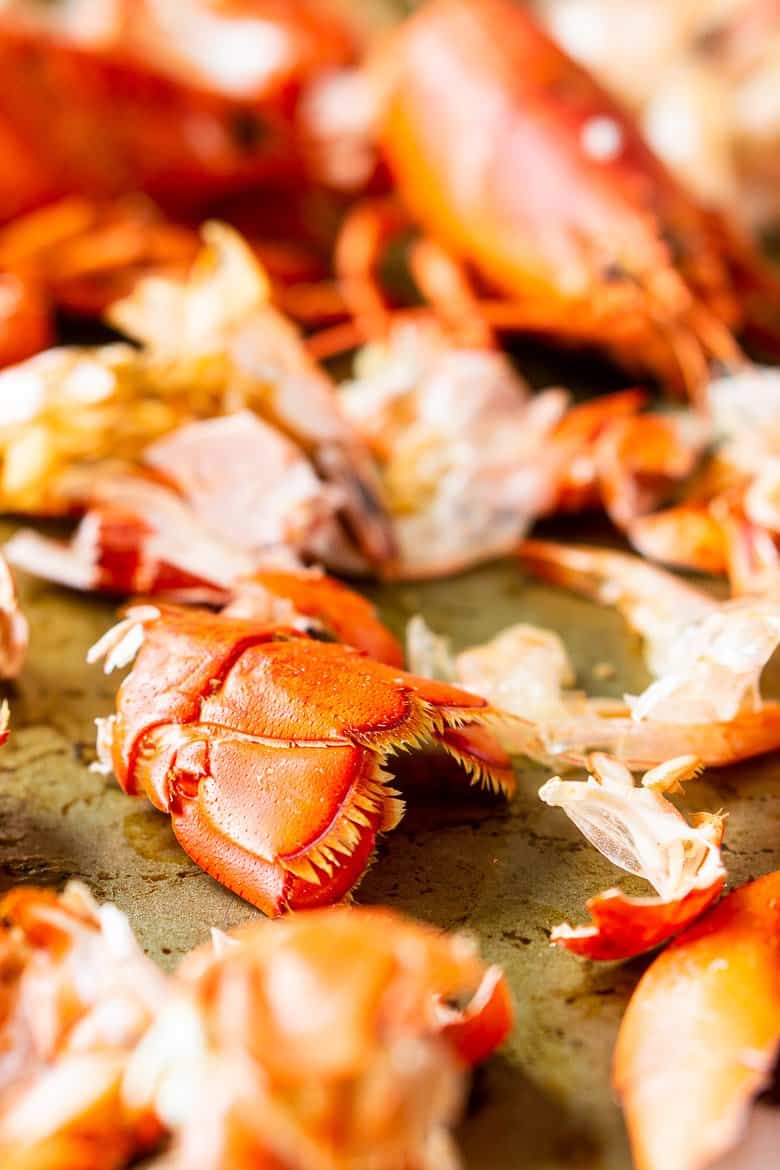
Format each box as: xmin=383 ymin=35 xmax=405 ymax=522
xmin=225 ymin=567 xmax=404 ymax=666
xmin=103 ymin=605 xmax=513 ymax=914
xmin=376 ymin=0 xmax=753 ymax=395
xmin=552 ymin=879 xmax=725 ymax=962
xmin=614 ymin=869 xmax=780 ymax=1170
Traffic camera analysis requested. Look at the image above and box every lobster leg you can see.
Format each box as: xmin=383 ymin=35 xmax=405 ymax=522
xmin=334 ymin=197 xmax=408 ymax=341
xmin=332 ymin=201 xmax=734 ymax=397
xmin=408 ymin=236 xmax=494 ymax=347
xmin=332 ymin=198 xmax=496 ymax=352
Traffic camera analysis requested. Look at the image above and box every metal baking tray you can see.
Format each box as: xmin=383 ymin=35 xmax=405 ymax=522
xmin=4 ymin=518 xmax=778 ymax=1170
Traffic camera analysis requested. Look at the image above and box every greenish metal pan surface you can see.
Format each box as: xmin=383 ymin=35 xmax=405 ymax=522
xmin=2 ymin=517 xmax=779 ymax=1170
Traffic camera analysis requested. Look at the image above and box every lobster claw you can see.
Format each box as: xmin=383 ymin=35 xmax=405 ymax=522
xmin=615 ymin=870 xmax=780 ymax=1170
xmin=90 ymin=604 xmax=514 ymax=915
